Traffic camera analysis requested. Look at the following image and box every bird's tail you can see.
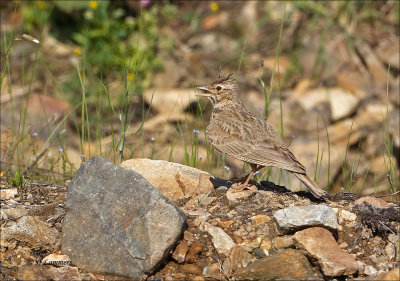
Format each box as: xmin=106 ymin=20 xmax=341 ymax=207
xmin=293 ymin=173 xmax=327 ymax=198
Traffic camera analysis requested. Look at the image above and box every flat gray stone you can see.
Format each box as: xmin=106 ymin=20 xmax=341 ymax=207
xmin=273 ymin=205 xmax=338 ymax=232
xmin=62 ymin=157 xmax=186 ymax=280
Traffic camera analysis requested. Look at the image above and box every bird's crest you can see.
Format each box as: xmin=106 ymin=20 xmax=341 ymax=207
xmin=216 ymin=68 xmax=235 ymax=84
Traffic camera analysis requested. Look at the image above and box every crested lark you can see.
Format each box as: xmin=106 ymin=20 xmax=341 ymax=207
xmin=196 ymin=72 xmax=327 ymax=198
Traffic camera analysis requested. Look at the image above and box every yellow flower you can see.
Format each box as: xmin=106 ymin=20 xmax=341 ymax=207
xmin=210 ymin=2 xmax=219 ymax=12
xmin=0 ymin=171 xmax=6 ymax=177
xmin=89 ymin=1 xmax=98 ymax=9
xmin=37 ymin=1 xmax=46 ymax=9
xmin=127 ymin=72 xmax=135 ymax=81
xmin=73 ymin=47 xmax=81 ymax=56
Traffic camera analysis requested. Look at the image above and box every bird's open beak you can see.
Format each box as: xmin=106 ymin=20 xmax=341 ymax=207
xmin=195 ymin=86 xmax=211 ymax=97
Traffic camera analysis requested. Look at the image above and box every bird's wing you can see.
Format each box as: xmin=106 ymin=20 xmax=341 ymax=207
xmin=208 ymin=116 xmax=306 ymax=173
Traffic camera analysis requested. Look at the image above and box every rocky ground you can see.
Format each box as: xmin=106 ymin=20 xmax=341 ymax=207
xmin=1 ymin=157 xmax=399 ymax=281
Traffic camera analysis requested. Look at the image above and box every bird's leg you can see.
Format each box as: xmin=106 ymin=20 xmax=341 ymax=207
xmin=231 ymin=164 xmax=262 ymax=192
xmin=243 ymin=164 xmax=263 ymax=185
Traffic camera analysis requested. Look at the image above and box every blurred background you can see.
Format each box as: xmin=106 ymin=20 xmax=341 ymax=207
xmin=1 ymin=1 xmax=399 ymax=198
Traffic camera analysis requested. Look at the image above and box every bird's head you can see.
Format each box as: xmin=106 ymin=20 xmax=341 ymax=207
xmin=196 ymin=72 xmax=239 ymax=105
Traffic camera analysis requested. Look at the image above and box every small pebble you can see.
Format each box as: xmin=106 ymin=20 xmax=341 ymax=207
xmin=180 ymin=263 xmax=203 ymax=275
xmin=216 ymin=186 xmax=228 ymax=191
xmin=252 ymin=247 xmax=266 ymax=258
xmin=172 ymin=241 xmax=189 ymax=264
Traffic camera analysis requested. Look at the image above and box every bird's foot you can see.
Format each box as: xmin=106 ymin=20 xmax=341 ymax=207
xmin=231 ymin=175 xmax=257 ymax=185
xmin=230 ymin=183 xmax=258 ymax=193
xmin=230 ymin=176 xmax=248 ymax=184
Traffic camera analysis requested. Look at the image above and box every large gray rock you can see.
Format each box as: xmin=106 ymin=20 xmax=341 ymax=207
xmin=62 ymin=157 xmax=186 ymax=280
xmin=273 ymin=205 xmax=338 ymax=233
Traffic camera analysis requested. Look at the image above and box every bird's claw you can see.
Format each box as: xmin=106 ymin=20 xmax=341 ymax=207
xmin=230 ymin=183 xmax=258 ymax=193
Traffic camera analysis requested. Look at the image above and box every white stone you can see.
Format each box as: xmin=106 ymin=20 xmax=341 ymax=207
xmin=0 ymin=188 xmax=18 ymax=200
xmin=273 ymin=205 xmax=338 ymax=232
xmin=364 ymin=265 xmax=378 ymax=276
xmin=328 ymin=88 xmax=358 ymax=121
xmin=200 ymin=222 xmax=235 ymax=255
xmin=339 ymin=209 xmax=357 ymax=224
xmin=385 ymin=243 xmax=396 ymax=260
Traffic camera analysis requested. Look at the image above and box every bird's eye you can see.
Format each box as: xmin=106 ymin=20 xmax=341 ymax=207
xmin=216 ymin=86 xmax=222 ymax=91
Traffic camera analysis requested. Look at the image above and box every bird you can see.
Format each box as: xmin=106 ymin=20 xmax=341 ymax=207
xmin=196 ymin=71 xmax=327 ymax=198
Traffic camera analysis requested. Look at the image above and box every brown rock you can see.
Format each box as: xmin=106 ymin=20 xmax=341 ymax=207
xmin=355 ymin=39 xmax=388 ymax=85
xmin=203 ymin=263 xmax=224 ymax=280
xmin=17 ymin=265 xmax=53 ymax=280
xmin=260 ymin=238 xmax=272 ymax=253
xmin=237 ymin=249 xmax=322 ymax=280
xmin=1 ymin=246 xmax=35 ymax=268
xmin=218 ymin=220 xmax=234 ymax=229
xmin=120 ymin=158 xmax=211 ymax=201
xmin=327 ymin=118 xmax=363 ymax=146
xmin=198 ymin=173 xmax=215 ymax=196
xmin=293 ymin=227 xmax=358 ymax=276
xmin=48 ymin=266 xmax=81 ymax=281
xmin=201 ymin=13 xmax=229 ymax=30
xmin=3 ymin=216 xmax=59 ymax=251
xmin=335 ymin=71 xmax=366 ymax=100
xmin=376 ymin=36 xmax=400 ymax=69
xmin=222 ymin=245 xmax=255 ymax=276
xmin=0 ymin=206 xmax=28 ymax=220
xmin=186 ymin=241 xmax=203 ymax=263
xmin=226 ymin=186 xmax=256 ymax=202
xmin=183 ymin=230 xmax=195 ymax=243
xmin=179 ymin=263 xmax=203 ymax=276
xmin=273 ymin=235 xmax=294 ymax=249
xmin=174 ymin=272 xmax=186 ymax=279
xmin=264 ymin=56 xmax=291 ymax=75
xmin=369 ymin=155 xmax=397 ymax=175
xmin=375 ymin=268 xmax=400 ymax=281
xmin=199 ymin=196 xmax=215 ymax=206
xmin=355 ymin=196 xmax=391 ymax=209
xmin=17 ymin=265 xmax=81 ymax=281
xmin=172 ymin=241 xmax=189 ymax=264
xmin=250 ymin=214 xmax=270 ymax=226
xmin=389 ymin=108 xmax=400 ymax=147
